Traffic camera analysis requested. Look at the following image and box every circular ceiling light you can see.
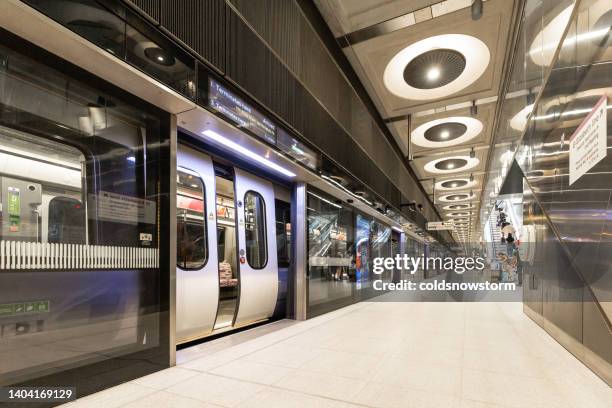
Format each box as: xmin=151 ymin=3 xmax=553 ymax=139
xmin=403 ymin=49 xmax=466 ymax=89
xmin=448 ymin=212 xmax=471 ymax=217
xmin=144 ymin=47 xmax=176 ymax=66
xmin=510 ymin=104 xmax=535 ymax=132
xmin=412 ymin=117 xmax=483 ymax=148
xmin=439 ymin=193 xmax=472 ymax=203
xmin=435 ymin=177 xmax=477 ymax=191
xmin=424 ymin=155 xmax=479 ymax=174
xmin=529 ymin=6 xmax=574 ymax=67
xmin=443 ymin=204 xmax=474 ymax=211
xmin=384 ymin=34 xmax=490 ymax=100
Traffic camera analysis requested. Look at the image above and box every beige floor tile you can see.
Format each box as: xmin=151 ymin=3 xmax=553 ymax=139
xmin=461 ymin=368 xmax=569 ymax=408
xmin=242 ymin=343 xmax=323 ymax=368
xmin=61 ymin=302 xmax=611 ymax=408
xmin=236 ymin=388 xmax=358 ymax=408
xmin=181 ymin=353 xmax=239 ymax=372
xmin=210 ymin=360 xmax=295 ymax=385
xmin=462 ymin=349 xmax=546 ymax=378
xmin=64 ymin=383 xmax=157 ymax=408
xmin=392 ymin=343 xmax=464 ymax=367
xmin=132 ymin=367 xmax=199 ymax=389
xmin=166 ymin=373 xmax=264 ymax=407
xmin=352 ymin=382 xmax=461 ymax=408
xmin=300 ymin=349 xmax=381 ymax=379
xmin=460 ymin=398 xmax=510 ymax=408
xmin=371 ymin=358 xmax=462 ymax=396
xmin=318 ymin=334 xmax=401 ymax=357
xmin=275 ymin=369 xmax=368 ymax=401
xmin=122 ymin=390 xmax=221 ymax=408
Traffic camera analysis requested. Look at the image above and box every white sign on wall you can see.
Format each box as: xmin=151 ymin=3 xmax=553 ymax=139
xmin=427 ymin=221 xmax=455 ymax=231
xmin=569 ymin=95 xmax=607 ymax=185
xmin=90 ymin=191 xmax=157 ymax=225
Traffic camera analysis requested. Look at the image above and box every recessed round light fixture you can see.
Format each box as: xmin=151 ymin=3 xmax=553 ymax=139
xmin=443 ymin=179 xmax=467 ymax=188
xmin=440 ymin=194 xmax=470 ymax=201
xmin=437 ymin=159 xmax=466 ymax=170
xmin=439 ymin=193 xmax=471 ymax=203
xmin=403 ymin=49 xmax=466 ymax=89
xmin=384 ymin=34 xmax=490 ymax=100
xmin=412 ymin=116 xmax=483 ymax=148
xmin=509 ymin=104 xmax=535 ymax=132
xmin=424 ymin=155 xmax=479 ymax=174
xmin=448 ymin=212 xmax=471 ymax=217
xmin=443 ymin=203 xmax=474 ymax=211
xmin=144 ymin=46 xmax=176 ymax=66
xmin=529 ymin=5 xmax=573 ymax=67
xmin=435 ymin=177 xmax=477 ymax=191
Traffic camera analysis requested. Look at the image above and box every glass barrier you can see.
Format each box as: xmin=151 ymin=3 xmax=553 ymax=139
xmin=0 ymin=39 xmax=167 ymax=386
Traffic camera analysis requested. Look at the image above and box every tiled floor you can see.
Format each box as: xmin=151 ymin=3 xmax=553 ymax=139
xmin=61 ymin=302 xmax=611 ymax=408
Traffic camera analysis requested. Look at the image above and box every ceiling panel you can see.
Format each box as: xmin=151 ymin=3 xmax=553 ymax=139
xmin=315 ymin=0 xmax=521 ymax=243
xmin=351 ymin=0 xmax=513 ymax=116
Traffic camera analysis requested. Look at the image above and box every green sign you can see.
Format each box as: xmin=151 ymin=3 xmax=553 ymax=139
xmin=0 ymin=301 xmax=50 ymax=316
xmin=7 ymin=187 xmax=21 ymax=232
xmin=7 ymin=187 xmax=20 ymax=215
xmin=0 ymin=304 xmax=14 ymax=315
xmin=37 ymin=301 xmax=49 ymax=312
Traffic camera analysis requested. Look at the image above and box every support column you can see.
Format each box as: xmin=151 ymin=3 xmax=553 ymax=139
xmin=292 ymin=182 xmax=308 ymax=320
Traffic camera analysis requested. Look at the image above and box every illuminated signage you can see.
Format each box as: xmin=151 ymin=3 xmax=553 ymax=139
xmin=208 ymin=78 xmax=276 ymax=144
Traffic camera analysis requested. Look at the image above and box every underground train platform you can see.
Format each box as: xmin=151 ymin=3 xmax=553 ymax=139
xmin=0 ymin=0 xmax=610 ymax=407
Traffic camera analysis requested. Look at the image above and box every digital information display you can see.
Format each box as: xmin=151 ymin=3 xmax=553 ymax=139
xmin=208 ymin=78 xmax=276 ymax=144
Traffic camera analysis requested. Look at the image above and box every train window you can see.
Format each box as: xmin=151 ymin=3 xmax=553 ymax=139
xmin=176 ymin=170 xmax=207 ymax=270
xmin=48 ymin=196 xmax=86 ymax=244
xmin=244 ymin=191 xmax=267 ymax=269
xmin=275 ymin=199 xmax=291 ymax=268
xmin=0 ymin=127 xmax=85 ymax=244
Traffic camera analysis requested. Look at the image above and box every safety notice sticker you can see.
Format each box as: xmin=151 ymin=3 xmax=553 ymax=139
xmin=90 ymin=191 xmax=156 ymax=225
xmin=569 ymin=95 xmax=607 ymax=186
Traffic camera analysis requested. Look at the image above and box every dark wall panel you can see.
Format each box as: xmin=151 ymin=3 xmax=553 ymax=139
xmin=229 ymin=0 xmax=302 ymax=76
xmin=118 ymin=0 xmax=441 ymax=232
xmin=127 ymin=0 xmax=160 ymax=22
xmin=160 ymin=0 xmax=227 ymax=72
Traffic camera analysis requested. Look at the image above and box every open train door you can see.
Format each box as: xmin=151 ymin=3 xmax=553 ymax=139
xmin=233 ymin=168 xmax=278 ymax=326
xmin=176 ymin=145 xmax=219 ymax=343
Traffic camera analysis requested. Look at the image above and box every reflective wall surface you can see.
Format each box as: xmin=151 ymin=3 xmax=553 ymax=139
xmin=480 ymin=0 xmax=577 ymax=222
xmin=306 ymin=188 xmax=420 ymax=317
xmin=0 ymin=31 xmax=171 ymax=394
xmin=514 ymin=0 xmax=612 ymax=384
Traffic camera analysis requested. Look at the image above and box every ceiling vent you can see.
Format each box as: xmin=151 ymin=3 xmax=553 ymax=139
xmin=403 ymin=49 xmax=466 ymax=89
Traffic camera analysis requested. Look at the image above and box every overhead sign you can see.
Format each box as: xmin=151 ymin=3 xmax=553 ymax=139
xmin=208 ymin=78 xmax=276 ymax=144
xmin=569 ymin=95 xmax=607 ymax=185
xmin=427 ymin=221 xmax=455 ymax=231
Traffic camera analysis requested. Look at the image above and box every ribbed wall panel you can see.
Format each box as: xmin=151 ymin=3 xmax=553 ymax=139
xmin=229 ymin=0 xmax=302 ymax=77
xmin=160 ymin=0 xmax=226 ymax=72
xmin=127 ymin=0 xmax=160 ymax=22
xmin=226 ymin=10 xmax=271 ymax=109
xmin=120 ymin=0 xmax=434 ymax=226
